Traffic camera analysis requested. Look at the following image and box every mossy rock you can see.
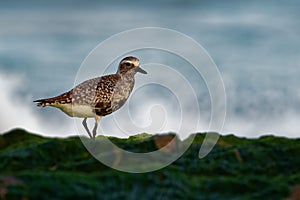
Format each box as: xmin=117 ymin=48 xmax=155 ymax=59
xmin=0 ymin=129 xmax=299 ymax=199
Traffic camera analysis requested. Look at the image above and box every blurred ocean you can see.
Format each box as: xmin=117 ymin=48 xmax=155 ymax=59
xmin=0 ymin=0 xmax=299 ymax=138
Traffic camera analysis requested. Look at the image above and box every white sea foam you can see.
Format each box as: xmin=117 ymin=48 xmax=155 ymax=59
xmin=0 ymin=69 xmax=299 ymax=138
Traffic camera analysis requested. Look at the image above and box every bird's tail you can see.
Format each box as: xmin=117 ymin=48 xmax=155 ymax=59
xmin=33 ymin=99 xmax=52 ymax=107
xmin=33 ymin=96 xmax=63 ymax=107
xmin=34 ymin=92 xmax=71 ymax=107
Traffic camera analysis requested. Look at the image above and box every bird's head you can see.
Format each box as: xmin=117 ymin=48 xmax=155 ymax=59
xmin=117 ymin=56 xmax=147 ymax=75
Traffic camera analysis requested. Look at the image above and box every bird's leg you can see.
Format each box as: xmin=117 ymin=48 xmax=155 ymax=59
xmin=92 ymin=115 xmax=102 ymax=139
xmin=82 ymin=118 xmax=93 ymax=139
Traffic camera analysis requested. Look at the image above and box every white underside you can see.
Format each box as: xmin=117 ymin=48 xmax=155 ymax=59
xmin=50 ymin=104 xmax=96 ymax=118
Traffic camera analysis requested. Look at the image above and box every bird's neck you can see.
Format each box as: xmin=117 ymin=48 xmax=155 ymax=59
xmin=117 ymin=70 xmax=136 ymax=78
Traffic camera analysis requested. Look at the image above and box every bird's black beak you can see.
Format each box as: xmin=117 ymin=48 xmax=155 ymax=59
xmin=135 ymin=66 xmax=147 ymax=74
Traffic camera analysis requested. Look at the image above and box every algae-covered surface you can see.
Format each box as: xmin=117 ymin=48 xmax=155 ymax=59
xmin=0 ymin=129 xmax=299 ymax=199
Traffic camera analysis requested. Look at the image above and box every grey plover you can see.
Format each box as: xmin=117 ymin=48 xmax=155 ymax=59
xmin=34 ymin=56 xmax=147 ymax=139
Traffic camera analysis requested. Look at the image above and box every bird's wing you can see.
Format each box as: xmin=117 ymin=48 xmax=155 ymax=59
xmin=71 ymin=74 xmax=120 ymax=106
xmin=34 ymin=74 xmax=121 ymax=114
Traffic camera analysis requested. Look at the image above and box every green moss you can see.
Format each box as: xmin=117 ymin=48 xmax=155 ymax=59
xmin=0 ymin=129 xmax=299 ymax=199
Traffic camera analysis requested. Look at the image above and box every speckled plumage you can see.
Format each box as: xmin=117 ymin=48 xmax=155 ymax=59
xmin=34 ymin=56 xmax=147 ymax=138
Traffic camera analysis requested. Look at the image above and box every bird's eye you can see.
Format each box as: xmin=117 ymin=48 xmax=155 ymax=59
xmin=125 ymin=62 xmax=131 ymax=67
